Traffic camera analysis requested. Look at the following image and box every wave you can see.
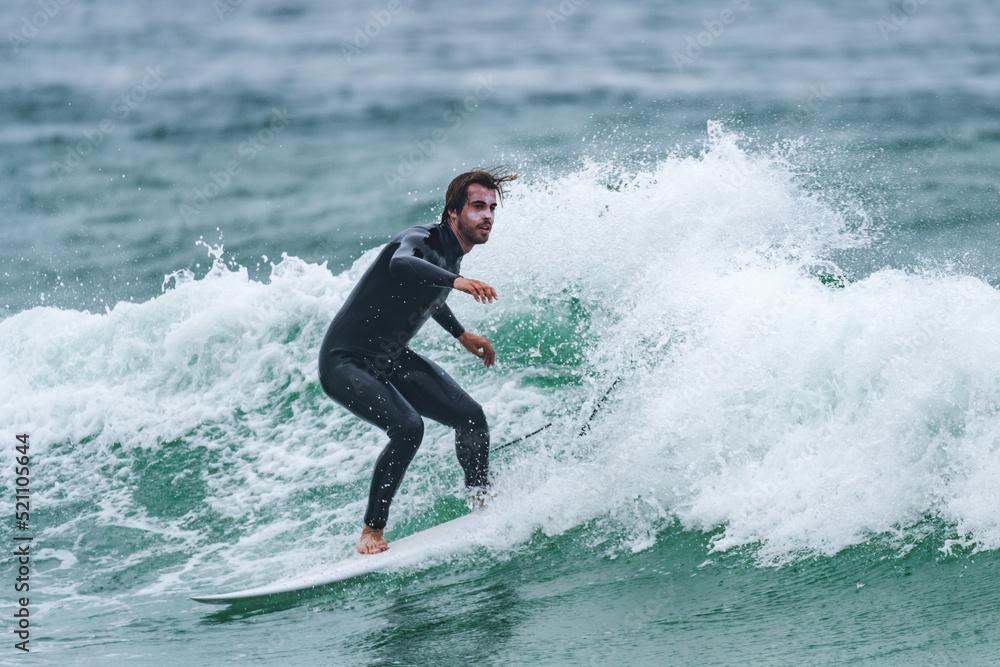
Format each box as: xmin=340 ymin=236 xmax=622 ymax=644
xmin=2 ymin=124 xmax=998 ymax=595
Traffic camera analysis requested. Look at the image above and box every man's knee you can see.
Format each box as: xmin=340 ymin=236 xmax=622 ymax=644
xmin=390 ymin=412 xmax=424 ymax=447
xmin=456 ymin=398 xmax=488 ymax=432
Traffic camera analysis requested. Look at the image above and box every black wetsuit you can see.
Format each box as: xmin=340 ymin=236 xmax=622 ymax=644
xmin=318 ymin=223 xmax=489 ymax=530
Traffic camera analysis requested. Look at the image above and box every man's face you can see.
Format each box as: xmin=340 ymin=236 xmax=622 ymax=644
xmin=450 ymin=184 xmax=497 ymax=245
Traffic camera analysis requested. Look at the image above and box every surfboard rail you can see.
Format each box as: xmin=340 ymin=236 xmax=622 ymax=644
xmin=190 ymin=512 xmax=480 ymax=604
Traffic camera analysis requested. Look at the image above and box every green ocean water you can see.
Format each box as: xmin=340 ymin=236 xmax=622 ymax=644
xmin=3 ymin=0 xmax=1000 ymax=665
xmin=24 ymin=522 xmax=1000 ymax=665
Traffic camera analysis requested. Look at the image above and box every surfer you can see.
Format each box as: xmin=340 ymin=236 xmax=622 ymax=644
xmin=318 ymin=168 xmax=517 ymax=554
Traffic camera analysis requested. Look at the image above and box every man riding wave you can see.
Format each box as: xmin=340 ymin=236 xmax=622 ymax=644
xmin=318 ymin=167 xmax=517 ymax=554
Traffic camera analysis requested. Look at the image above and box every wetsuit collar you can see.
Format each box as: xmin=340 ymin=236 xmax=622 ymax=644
xmin=439 ymin=221 xmax=467 ymax=257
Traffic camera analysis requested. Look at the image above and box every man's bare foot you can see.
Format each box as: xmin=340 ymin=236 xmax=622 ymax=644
xmin=467 ymin=487 xmax=497 ymax=511
xmin=356 ymin=525 xmax=388 ymax=554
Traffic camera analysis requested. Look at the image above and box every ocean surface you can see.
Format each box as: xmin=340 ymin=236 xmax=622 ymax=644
xmin=2 ymin=0 xmax=1000 ymax=664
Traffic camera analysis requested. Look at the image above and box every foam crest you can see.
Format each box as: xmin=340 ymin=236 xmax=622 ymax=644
xmin=459 ymin=125 xmax=1000 ymax=562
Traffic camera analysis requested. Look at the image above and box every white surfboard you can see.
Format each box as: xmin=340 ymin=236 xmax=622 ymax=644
xmin=190 ymin=512 xmax=480 ymax=604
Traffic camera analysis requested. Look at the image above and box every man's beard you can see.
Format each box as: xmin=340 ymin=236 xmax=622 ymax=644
xmin=456 ymin=214 xmax=489 ymax=245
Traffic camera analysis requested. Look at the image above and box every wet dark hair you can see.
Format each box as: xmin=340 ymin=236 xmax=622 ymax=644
xmin=441 ymin=167 xmax=518 ymax=224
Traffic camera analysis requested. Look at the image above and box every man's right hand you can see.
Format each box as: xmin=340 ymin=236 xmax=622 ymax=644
xmin=453 ymin=276 xmax=498 ymax=303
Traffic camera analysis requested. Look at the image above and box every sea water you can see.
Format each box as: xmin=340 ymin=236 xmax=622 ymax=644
xmin=2 ymin=0 xmax=999 ymax=664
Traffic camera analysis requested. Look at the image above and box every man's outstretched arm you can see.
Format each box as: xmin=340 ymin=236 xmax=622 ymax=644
xmin=431 ymin=303 xmax=495 ymax=367
xmin=452 ymin=276 xmax=497 ymax=303
xmin=449 ymin=277 xmax=498 ymax=367
xmin=431 ymin=303 xmax=465 ymax=338
xmin=458 ymin=331 xmax=495 ymax=367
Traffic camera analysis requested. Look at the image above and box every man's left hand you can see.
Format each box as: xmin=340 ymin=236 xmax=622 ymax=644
xmin=458 ymin=331 xmax=495 ymax=367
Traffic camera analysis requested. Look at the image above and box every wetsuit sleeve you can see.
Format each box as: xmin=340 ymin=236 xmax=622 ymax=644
xmin=388 ymin=229 xmax=460 ymax=288
xmin=431 ymin=303 xmax=465 ymax=338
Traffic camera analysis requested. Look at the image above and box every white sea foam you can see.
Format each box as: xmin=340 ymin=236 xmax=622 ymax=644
xmin=466 ymin=122 xmax=1000 ymax=563
xmin=3 ymin=125 xmax=999 ymax=594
